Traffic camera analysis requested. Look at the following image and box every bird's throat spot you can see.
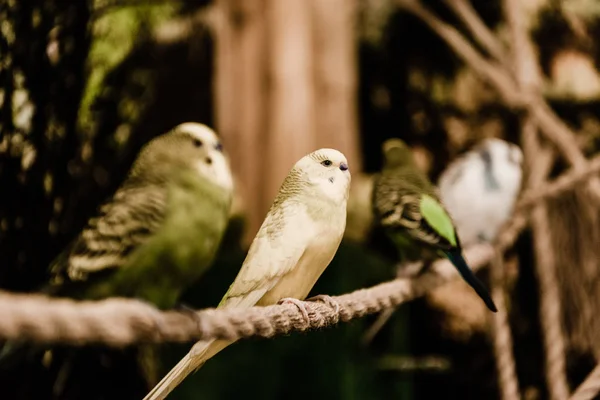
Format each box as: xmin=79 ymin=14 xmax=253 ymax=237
xmin=328 ymin=177 xmax=334 ymax=183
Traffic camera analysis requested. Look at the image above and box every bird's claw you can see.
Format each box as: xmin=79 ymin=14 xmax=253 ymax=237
xmin=278 ymin=297 xmax=310 ymax=324
xmin=306 ymin=294 xmax=340 ymax=314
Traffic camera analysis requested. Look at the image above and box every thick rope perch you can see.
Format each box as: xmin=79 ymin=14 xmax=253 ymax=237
xmin=0 ymin=244 xmax=495 ymax=348
xmin=0 ymin=145 xmax=592 ymax=348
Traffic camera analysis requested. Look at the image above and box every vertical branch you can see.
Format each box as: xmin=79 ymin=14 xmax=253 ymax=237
xmin=523 ymin=122 xmax=570 ymax=400
xmin=442 ymin=0 xmax=507 ymax=64
xmin=529 ymin=193 xmax=570 ymax=400
xmin=502 ymin=0 xmax=540 ymax=91
xmin=396 ymin=0 xmax=522 ymax=106
xmin=396 ymin=0 xmax=600 ymax=188
xmin=503 ymin=0 xmax=569 ymax=398
xmin=310 ymin=0 xmax=362 ymax=171
xmin=490 ymin=250 xmax=521 ymax=400
xmin=214 ymin=0 xmax=268 ymax=243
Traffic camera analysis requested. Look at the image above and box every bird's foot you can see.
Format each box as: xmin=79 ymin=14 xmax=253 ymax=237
xmin=306 ymin=294 xmax=340 ymax=314
xmin=278 ymin=297 xmax=310 ymax=324
xmin=175 ymin=303 xmax=202 ymax=330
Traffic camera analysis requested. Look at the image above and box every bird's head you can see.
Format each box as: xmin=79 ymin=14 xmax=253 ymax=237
xmin=131 ymin=122 xmax=234 ymax=192
xmin=477 ymin=138 xmax=523 ymax=169
xmin=381 ymin=138 xmax=416 ymax=169
xmin=293 ymin=148 xmax=351 ymax=204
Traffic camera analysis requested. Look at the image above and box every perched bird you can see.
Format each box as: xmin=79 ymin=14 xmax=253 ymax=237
xmin=372 ymin=138 xmax=497 ymax=312
xmin=437 ymin=138 xmax=523 ymax=246
xmin=144 ymin=148 xmax=351 ymax=400
xmin=0 ymin=122 xmax=234 ymax=392
xmin=424 ymin=138 xmax=523 ymax=340
xmin=45 ymin=122 xmax=234 ymax=308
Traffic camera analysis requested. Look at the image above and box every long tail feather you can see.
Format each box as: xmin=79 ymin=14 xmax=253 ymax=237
xmin=143 ymin=339 xmax=233 ymax=400
xmin=444 ymin=249 xmax=498 ymax=312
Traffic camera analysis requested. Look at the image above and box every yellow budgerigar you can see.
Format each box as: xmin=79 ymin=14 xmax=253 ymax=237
xmin=144 ymin=148 xmax=352 ymax=400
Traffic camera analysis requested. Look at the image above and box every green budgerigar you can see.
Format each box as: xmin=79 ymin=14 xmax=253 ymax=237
xmin=45 ymin=122 xmax=234 ymax=308
xmin=144 ymin=148 xmax=351 ymax=400
xmin=0 ymin=122 xmax=234 ymax=369
xmin=372 ymin=138 xmax=497 ymax=312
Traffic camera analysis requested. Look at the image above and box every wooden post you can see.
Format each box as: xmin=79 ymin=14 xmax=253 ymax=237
xmin=215 ymin=0 xmax=362 ymax=244
xmin=214 ymin=0 xmax=268 ymax=243
xmin=311 ymin=0 xmax=362 ymax=171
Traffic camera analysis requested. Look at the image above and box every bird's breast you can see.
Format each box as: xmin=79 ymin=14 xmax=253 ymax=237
xmin=260 ymin=210 xmax=346 ymax=303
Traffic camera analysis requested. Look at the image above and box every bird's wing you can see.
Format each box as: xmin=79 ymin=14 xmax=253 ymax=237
xmin=418 ymin=194 xmax=458 ymax=247
xmin=218 ymin=200 xmax=310 ymax=310
xmin=47 ymin=185 xmax=167 ymax=292
xmin=375 ymin=175 xmax=457 ymax=251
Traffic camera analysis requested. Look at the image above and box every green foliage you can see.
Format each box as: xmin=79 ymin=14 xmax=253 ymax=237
xmin=78 ymin=3 xmax=178 ymax=135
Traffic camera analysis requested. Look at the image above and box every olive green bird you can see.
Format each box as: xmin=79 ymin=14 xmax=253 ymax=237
xmin=372 ymin=138 xmax=497 ymax=312
xmin=144 ymin=148 xmax=351 ymax=400
xmin=0 ymin=122 xmax=234 ymax=368
xmin=45 ymin=122 xmax=234 ymax=307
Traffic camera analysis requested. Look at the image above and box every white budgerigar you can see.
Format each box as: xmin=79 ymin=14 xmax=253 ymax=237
xmin=144 ymin=148 xmax=351 ymax=400
xmin=437 ymin=138 xmax=523 ymax=246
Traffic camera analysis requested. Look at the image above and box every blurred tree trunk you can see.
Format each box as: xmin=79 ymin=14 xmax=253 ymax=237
xmin=214 ymin=0 xmax=361 ymax=244
xmin=265 ymin=0 xmax=316 ymax=218
xmin=214 ymin=0 xmax=268 ymax=245
xmin=312 ymin=0 xmax=360 ymax=166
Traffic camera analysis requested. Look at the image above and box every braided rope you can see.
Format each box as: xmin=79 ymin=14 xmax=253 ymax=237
xmin=0 ymin=244 xmax=495 ymax=347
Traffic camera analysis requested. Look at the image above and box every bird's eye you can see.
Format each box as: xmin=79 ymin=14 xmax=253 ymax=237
xmin=193 ymin=139 xmax=203 ymax=148
xmin=215 ymin=142 xmax=223 ymax=152
xmin=321 ymin=160 xmax=332 ymax=167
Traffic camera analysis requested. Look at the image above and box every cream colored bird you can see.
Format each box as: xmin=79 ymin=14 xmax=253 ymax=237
xmin=144 ymin=148 xmax=351 ymax=400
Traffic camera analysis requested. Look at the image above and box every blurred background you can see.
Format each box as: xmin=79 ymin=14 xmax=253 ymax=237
xmin=2 ymin=0 xmax=600 ymax=399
